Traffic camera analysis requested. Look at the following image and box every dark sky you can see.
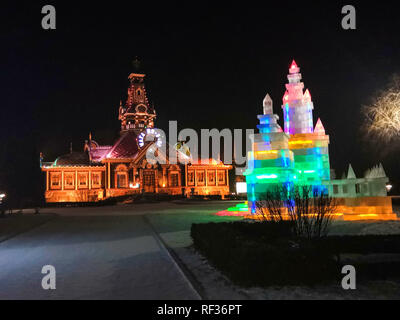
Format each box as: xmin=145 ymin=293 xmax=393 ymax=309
xmin=1 ymin=1 xmax=400 ymax=200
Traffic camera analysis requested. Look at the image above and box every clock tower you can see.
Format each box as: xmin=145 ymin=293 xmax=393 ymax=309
xmin=118 ymin=63 xmax=156 ymax=134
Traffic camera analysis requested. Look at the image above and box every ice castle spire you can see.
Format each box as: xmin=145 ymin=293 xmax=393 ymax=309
xmin=263 ymin=93 xmax=273 ymax=115
xmin=282 ymin=60 xmax=314 ymax=135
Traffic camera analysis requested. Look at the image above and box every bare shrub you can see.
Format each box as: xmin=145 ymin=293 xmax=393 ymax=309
xmin=255 ymin=185 xmax=337 ymax=239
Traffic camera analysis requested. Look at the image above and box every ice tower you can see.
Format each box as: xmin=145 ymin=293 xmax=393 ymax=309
xmin=244 ymin=61 xmax=331 ymax=213
xmin=285 ymin=61 xmax=331 ymax=187
xmin=244 ymin=94 xmax=296 ymax=213
xmin=282 ymin=60 xmax=314 ymax=134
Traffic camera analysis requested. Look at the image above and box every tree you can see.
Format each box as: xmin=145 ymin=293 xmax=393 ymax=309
xmin=363 ymin=74 xmax=400 ymax=145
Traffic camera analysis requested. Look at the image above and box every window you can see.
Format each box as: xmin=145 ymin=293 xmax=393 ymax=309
xmin=170 ymin=173 xmax=179 ymax=187
xmin=355 ymin=183 xmax=361 ymax=194
xmin=333 ymin=185 xmax=339 ymax=194
xmin=78 ymin=173 xmax=88 ymax=189
xmin=217 ymin=170 xmax=225 ymax=185
xmin=92 ymin=172 xmax=101 ymax=188
xmin=197 ymin=171 xmax=205 ymax=186
xmin=188 ymin=171 xmax=194 ymax=186
xmin=342 ymin=185 xmax=348 ymax=194
xmin=207 ymin=171 xmax=216 ymax=185
xmin=64 ymin=173 xmax=75 ymax=189
xmin=50 ymin=173 xmax=61 ymax=189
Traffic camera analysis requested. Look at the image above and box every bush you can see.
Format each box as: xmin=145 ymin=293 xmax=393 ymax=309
xmin=256 ymin=185 xmax=337 ymax=239
xmin=191 ymin=221 xmax=400 ymax=287
xmin=191 ymin=221 xmax=339 ymax=286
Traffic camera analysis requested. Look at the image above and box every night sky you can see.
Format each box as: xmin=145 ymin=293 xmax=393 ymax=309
xmin=1 ymin=1 xmax=400 ymax=203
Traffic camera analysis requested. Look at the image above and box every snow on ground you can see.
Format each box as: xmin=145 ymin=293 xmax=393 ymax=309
xmin=330 ymin=220 xmax=400 ymax=235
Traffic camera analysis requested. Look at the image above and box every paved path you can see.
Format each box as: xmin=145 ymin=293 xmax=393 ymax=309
xmin=0 ymin=214 xmax=201 ymax=300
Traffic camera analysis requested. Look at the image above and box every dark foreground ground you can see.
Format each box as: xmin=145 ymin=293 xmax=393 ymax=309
xmin=0 ymin=201 xmax=238 ymax=300
xmin=1 ymin=201 xmax=400 ymax=300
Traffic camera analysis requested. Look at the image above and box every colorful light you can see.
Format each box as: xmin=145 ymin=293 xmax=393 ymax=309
xmin=256 ymin=174 xmax=278 ymax=180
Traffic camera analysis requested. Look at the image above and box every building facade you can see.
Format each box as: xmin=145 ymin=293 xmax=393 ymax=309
xmin=41 ymin=69 xmax=231 ymax=203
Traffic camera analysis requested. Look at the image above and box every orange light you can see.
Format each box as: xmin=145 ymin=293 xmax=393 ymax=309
xmin=256 ymin=150 xmax=278 ymax=155
xmin=289 ymin=140 xmax=313 ymax=145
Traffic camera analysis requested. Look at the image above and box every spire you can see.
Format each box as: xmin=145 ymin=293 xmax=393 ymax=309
xmin=303 ymin=89 xmax=311 ymax=101
xmin=289 ymin=60 xmax=300 ymax=74
xmin=347 ymin=164 xmax=356 ymax=179
xmin=314 ymin=118 xmax=325 ymax=134
xmin=263 ymin=93 xmax=273 ymax=115
xmin=132 ymin=56 xmax=143 ymax=74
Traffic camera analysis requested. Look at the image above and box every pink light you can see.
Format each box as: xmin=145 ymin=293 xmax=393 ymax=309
xmin=290 ymin=60 xmax=298 ymax=70
xmin=283 ymin=91 xmax=289 ymax=101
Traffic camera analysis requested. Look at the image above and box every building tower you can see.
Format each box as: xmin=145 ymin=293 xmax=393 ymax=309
xmin=282 ymin=60 xmax=314 ymax=135
xmin=118 ymin=65 xmax=156 ymax=134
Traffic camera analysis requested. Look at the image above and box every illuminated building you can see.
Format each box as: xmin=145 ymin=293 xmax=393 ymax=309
xmin=41 ymin=67 xmax=231 ymax=203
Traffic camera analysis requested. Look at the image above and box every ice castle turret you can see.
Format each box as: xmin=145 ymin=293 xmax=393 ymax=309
xmin=244 ymin=94 xmax=296 ymax=213
xmin=282 ymin=60 xmax=314 ymax=135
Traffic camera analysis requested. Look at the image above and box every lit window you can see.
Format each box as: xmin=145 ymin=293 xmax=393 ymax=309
xmin=78 ymin=173 xmax=88 ymax=189
xmin=208 ymin=171 xmax=215 ymax=185
xmin=188 ymin=171 xmax=194 ymax=186
xmin=217 ymin=170 xmax=225 ymax=184
xmin=64 ymin=173 xmax=74 ymax=189
xmin=92 ymin=172 xmax=101 ymax=188
xmin=50 ymin=173 xmax=61 ymax=189
xmin=170 ymin=173 xmax=179 ymax=187
xmin=197 ymin=171 xmax=205 ymax=185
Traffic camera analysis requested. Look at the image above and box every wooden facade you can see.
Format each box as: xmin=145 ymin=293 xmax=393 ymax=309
xmin=41 ymin=70 xmax=232 ymax=203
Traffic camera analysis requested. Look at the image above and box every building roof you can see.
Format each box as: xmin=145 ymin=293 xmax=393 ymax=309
xmin=104 ymin=131 xmax=140 ymax=159
xmin=90 ymin=146 xmax=112 ymax=162
xmin=53 ymin=152 xmax=102 ymax=167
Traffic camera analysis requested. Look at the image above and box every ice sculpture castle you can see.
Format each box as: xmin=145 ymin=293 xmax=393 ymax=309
xmin=243 ymin=61 xmax=395 ymax=220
